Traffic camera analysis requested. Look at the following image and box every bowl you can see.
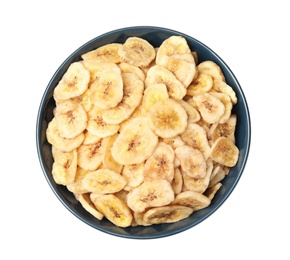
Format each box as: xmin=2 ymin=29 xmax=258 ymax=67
xmin=36 ymin=26 xmax=251 ymax=239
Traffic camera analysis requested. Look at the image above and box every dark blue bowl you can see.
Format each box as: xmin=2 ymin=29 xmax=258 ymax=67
xmin=36 ymin=26 xmax=251 ymax=239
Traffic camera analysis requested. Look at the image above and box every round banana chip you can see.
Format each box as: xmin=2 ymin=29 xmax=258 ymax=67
xmin=147 ymin=98 xmax=188 ymax=138
xmin=111 ymin=116 xmax=158 ymax=165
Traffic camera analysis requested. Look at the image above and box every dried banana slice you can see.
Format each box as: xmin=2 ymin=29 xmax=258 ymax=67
xmin=46 ymin=118 xmax=84 ymax=152
xmin=193 ymin=92 xmax=225 ymax=124
xmin=90 ymin=63 xmax=123 ymax=109
xmin=122 ymin=163 xmax=145 ymax=188
xmin=143 ymin=142 xmax=175 ymax=182
xmin=186 ymin=72 xmax=213 ymax=96
xmin=86 ymin=105 xmax=119 ymax=138
xmin=51 ymin=146 xmax=77 ymax=186
xmin=180 ymin=123 xmax=211 ymax=160
xmin=91 ymin=194 xmax=133 ymax=227
xmin=54 ymin=61 xmax=90 ymax=101
xmin=67 ymin=167 xmax=91 ymax=195
xmin=127 ymin=179 xmax=174 ymax=212
xmin=111 ymin=116 xmax=158 ymax=165
xmin=173 ymin=190 xmax=211 ymax=211
xmin=204 ymin=182 xmax=222 ymax=200
xmin=210 ymin=92 xmax=233 ymax=123
xmin=213 ymin=79 xmax=238 ymax=104
xmin=210 ymin=137 xmax=239 ymax=167
xmin=146 ymin=98 xmax=188 ymax=138
xmin=178 ymin=99 xmax=200 ymax=123
xmin=82 ymin=130 xmax=102 ymax=145
xmin=175 ymin=145 xmax=207 ymax=179
xmin=76 ymin=193 xmax=104 ymax=220
xmin=141 ymin=83 xmax=169 ymax=112
xmin=209 ymin=165 xmax=226 ymax=188
xmin=70 ymin=88 xmax=93 ymax=112
xmin=54 ymin=99 xmax=87 ymax=139
xmin=81 ymin=43 xmax=122 ymax=63
xmin=118 ymin=62 xmax=145 ymax=81
xmin=181 ymin=159 xmax=213 ymax=193
xmin=82 ymin=169 xmax=127 ymax=194
xmin=197 ymin=60 xmax=226 ymax=82
xmin=102 ymin=72 xmax=144 ymax=124
xmin=118 ymin=37 xmax=156 ymax=67
xmin=145 ymin=65 xmax=186 ymax=100
xmin=157 ymin=55 xmax=196 ymax=87
xmin=209 ymin=115 xmax=237 ymax=143
xmin=102 ymin=134 xmax=123 ymax=173
xmin=143 ymin=205 xmax=194 ymax=225
xmin=156 ymin=35 xmax=192 ymax=64
xmin=77 ymin=140 xmax=104 ymax=171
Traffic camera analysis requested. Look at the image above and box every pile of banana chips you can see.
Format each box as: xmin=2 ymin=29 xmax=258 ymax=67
xmin=46 ymin=35 xmax=239 ymax=227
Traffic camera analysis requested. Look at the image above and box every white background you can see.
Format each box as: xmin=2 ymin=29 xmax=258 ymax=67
xmin=1 ymin=0 xmax=289 ymax=259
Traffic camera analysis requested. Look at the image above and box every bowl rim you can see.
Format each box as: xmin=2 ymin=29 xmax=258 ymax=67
xmin=36 ymin=25 xmax=251 ymax=239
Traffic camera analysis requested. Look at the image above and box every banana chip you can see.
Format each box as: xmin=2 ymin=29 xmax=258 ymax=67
xmin=46 ymin=35 xmax=240 ymax=227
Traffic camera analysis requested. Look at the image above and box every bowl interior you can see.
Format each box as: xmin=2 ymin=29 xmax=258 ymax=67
xmin=36 ymin=26 xmax=251 ymax=239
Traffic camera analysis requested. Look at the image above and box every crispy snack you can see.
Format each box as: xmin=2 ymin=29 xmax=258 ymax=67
xmin=46 ymin=36 xmax=240 ymax=227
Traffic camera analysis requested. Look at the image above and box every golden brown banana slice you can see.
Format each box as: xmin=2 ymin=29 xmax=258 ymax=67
xmin=91 ymin=194 xmax=133 ymax=227
xmin=67 ymin=167 xmax=91 ymax=194
xmin=145 ymin=65 xmax=186 ymax=100
xmin=133 ymin=211 xmax=152 ymax=226
xmin=197 ymin=60 xmax=226 ymax=82
xmin=146 ymin=98 xmax=188 ymax=138
xmin=178 ymin=99 xmax=200 ymax=123
xmin=54 ymin=100 xmax=87 ymax=139
xmin=186 ymin=72 xmax=213 ymax=96
xmin=46 ymin=118 xmax=84 ymax=152
xmin=82 ymin=130 xmax=102 ymax=145
xmin=102 ymin=72 xmax=144 ymax=124
xmin=181 ymin=159 xmax=213 ymax=193
xmin=76 ymin=193 xmax=104 ymax=220
xmin=77 ymin=140 xmax=104 ymax=171
xmin=86 ymin=106 xmax=119 ymax=138
xmin=118 ymin=62 xmax=145 ymax=81
xmin=51 ymin=146 xmax=77 ymax=185
xmin=173 ymin=190 xmax=211 ymax=211
xmin=122 ymin=163 xmax=145 ymax=188
xmin=90 ymin=63 xmax=123 ymax=109
xmin=127 ymin=179 xmax=175 ymax=212
xmin=180 ymin=123 xmax=211 ymax=160
xmin=111 ymin=116 xmax=158 ymax=165
xmin=162 ymin=136 xmax=185 ymax=149
xmin=212 ymin=79 xmax=238 ymax=104
xmin=210 ymin=137 xmax=239 ymax=167
xmin=144 ymin=142 xmax=175 ymax=182
xmin=70 ymin=88 xmax=93 ymax=112
xmin=156 ymin=35 xmax=192 ymax=64
xmin=209 ymin=115 xmax=237 ymax=143
xmin=82 ymin=169 xmax=127 ymax=194
xmin=102 ymin=134 xmax=123 ymax=173
xmin=209 ymin=165 xmax=226 ymax=188
xmin=175 ymin=145 xmax=207 ymax=179
xmin=141 ymin=83 xmax=169 ymax=112
xmin=118 ymin=37 xmax=156 ymax=67
xmin=210 ymin=92 xmax=233 ymax=123
xmin=193 ymin=92 xmax=225 ymax=124
xmin=81 ymin=43 xmax=122 ymax=63
xmin=157 ymin=55 xmax=196 ymax=87
xmin=204 ymin=182 xmax=222 ymax=200
xmin=143 ymin=205 xmax=194 ymax=224
xmin=54 ymin=61 xmax=90 ymax=101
